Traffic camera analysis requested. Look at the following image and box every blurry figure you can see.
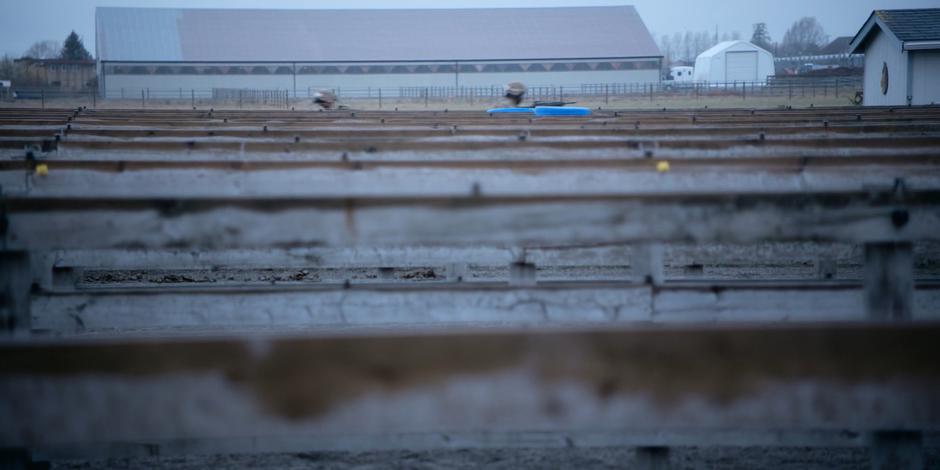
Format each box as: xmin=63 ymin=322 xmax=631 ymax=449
xmin=314 ymin=89 xmax=337 ymax=110
xmin=504 ymin=82 xmax=527 ymax=107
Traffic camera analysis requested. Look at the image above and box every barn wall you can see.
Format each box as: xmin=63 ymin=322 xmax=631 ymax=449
xmin=296 ymin=70 xmax=662 ymax=91
xmin=910 ymin=50 xmax=940 ymax=105
xmin=862 ymin=29 xmax=909 ymax=106
xmin=101 ymin=60 xmax=662 ymax=98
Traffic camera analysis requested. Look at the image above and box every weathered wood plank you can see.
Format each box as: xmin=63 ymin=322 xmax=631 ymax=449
xmin=4 ymin=164 xmax=940 ymax=199
xmin=2 ymin=325 xmax=940 ymax=450
xmin=27 ymin=283 xmax=940 ymax=335
xmin=5 ymin=193 xmax=939 ymax=250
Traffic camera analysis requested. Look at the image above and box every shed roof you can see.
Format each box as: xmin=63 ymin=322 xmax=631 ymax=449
xmin=820 ymin=37 xmax=853 ymax=55
xmin=96 ymin=6 xmax=661 ymax=63
xmin=850 ymin=9 xmax=940 ymax=53
xmin=696 ymin=41 xmax=772 ymax=60
xmin=875 ymin=9 xmax=940 ymax=42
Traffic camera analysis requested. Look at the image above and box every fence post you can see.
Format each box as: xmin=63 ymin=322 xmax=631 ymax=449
xmin=378 ymin=88 xmax=382 ymax=109
xmin=92 ymin=89 xmax=96 ymax=108
xmin=239 ymin=89 xmax=243 ymax=108
xmin=835 ymin=78 xmax=840 ymax=99
xmin=141 ymin=89 xmax=145 ymax=109
xmin=41 ymin=89 xmax=45 ymax=109
xmin=425 ymin=87 xmax=429 ymax=108
xmin=605 ymin=84 xmax=609 ymax=105
xmin=191 ymin=89 xmax=195 ymax=108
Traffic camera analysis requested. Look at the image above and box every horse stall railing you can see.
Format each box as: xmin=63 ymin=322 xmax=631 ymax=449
xmin=2 ymin=106 xmax=940 ymax=468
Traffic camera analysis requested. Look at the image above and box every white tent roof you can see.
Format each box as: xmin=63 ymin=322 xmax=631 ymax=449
xmin=697 ymin=41 xmax=771 ymax=59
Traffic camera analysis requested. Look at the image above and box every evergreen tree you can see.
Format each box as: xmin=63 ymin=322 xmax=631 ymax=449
xmin=751 ymin=23 xmax=773 ymax=51
xmin=60 ymin=31 xmax=92 ymax=61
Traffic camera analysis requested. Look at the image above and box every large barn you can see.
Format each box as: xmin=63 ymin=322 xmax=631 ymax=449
xmin=849 ymin=9 xmax=940 ymax=106
xmin=95 ymin=6 xmax=663 ymax=98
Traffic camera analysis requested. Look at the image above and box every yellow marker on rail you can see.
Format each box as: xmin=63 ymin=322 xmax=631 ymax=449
xmin=35 ymin=163 xmax=49 ymax=176
xmin=656 ymin=161 xmax=670 ymax=173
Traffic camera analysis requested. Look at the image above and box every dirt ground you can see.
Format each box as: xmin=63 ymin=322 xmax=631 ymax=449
xmin=50 ymin=446 xmax=940 ymax=469
xmin=1 ymin=93 xmax=852 ymax=112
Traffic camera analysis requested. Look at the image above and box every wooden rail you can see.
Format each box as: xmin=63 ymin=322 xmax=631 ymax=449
xmin=2 ymin=106 xmax=940 ymax=467
xmin=2 ymin=324 xmax=939 ymax=464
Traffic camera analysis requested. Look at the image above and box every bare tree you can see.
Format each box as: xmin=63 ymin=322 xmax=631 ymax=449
xmin=781 ymin=17 xmax=828 ymax=56
xmin=659 ymin=34 xmax=675 ymax=66
xmin=672 ymin=32 xmax=683 ymax=61
xmin=23 ymin=40 xmax=61 ymax=60
xmin=0 ymin=55 xmax=46 ymax=86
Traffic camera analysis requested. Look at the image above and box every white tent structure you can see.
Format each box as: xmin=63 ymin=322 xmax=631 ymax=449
xmin=694 ymin=41 xmax=775 ymax=83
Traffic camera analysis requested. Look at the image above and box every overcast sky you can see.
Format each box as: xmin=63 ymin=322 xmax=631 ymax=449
xmin=2 ymin=0 xmax=937 ymax=58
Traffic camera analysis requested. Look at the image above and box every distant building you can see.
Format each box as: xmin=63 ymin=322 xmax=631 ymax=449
xmin=773 ymin=37 xmax=864 ymax=75
xmin=94 ymin=6 xmax=663 ymax=98
xmin=693 ymin=41 xmax=775 ymax=83
xmin=820 ymin=37 xmax=854 ymax=56
xmin=849 ymin=9 xmax=940 ymax=106
xmin=667 ymin=66 xmax=694 ymax=82
xmin=13 ymin=59 xmax=97 ymax=91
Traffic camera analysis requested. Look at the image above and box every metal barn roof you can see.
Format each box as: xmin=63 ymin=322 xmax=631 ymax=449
xmin=96 ymin=6 xmax=661 ymax=63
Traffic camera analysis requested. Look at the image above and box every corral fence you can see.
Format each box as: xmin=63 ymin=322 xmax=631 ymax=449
xmin=324 ymin=77 xmax=864 ymax=105
xmin=211 ymin=88 xmax=290 ymax=108
xmin=6 ymin=76 xmax=864 ymax=109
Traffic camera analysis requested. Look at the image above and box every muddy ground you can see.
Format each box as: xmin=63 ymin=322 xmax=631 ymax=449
xmin=51 ymin=446 xmax=940 ymax=469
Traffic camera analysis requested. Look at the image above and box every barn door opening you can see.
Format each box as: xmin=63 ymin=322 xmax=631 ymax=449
xmin=725 ymin=51 xmax=758 ymax=82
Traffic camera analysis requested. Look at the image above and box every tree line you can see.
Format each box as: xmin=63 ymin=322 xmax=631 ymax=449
xmin=658 ymin=17 xmax=831 ymax=66
xmin=1 ymin=31 xmax=93 ymax=88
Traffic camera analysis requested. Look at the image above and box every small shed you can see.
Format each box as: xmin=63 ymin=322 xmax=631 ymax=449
xmin=693 ymin=41 xmax=775 ymax=83
xmin=849 ymin=9 xmax=940 ymax=106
